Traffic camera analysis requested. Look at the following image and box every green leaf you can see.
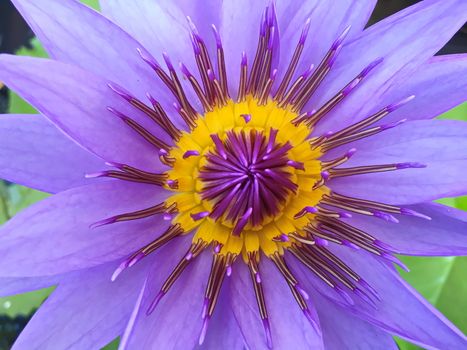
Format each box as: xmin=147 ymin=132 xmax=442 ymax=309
xmin=80 ymin=0 xmax=100 ymax=10
xmin=438 ymin=102 xmax=467 ymax=121
xmin=0 ymin=184 xmax=50 ymax=317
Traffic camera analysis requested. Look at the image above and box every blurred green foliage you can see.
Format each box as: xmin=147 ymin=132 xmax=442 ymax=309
xmin=1 ymin=0 xmax=466 ymax=348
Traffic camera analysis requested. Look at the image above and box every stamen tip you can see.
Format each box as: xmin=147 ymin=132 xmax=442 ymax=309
xmin=128 ymin=252 xmax=145 ymax=267
xmin=241 ymin=114 xmax=252 ymax=123
xmin=262 ymin=318 xmax=273 ymax=349
xmin=396 ymin=162 xmax=426 ymax=169
xmin=147 ymin=291 xmax=165 ymax=315
xmin=400 ymin=208 xmax=432 ymax=220
xmin=90 ymin=217 xmax=115 ymax=229
xmin=111 ymin=261 xmax=128 ymax=282
xmin=85 ymin=172 xmax=105 ymax=179
xmin=198 ymin=317 xmax=210 ymax=345
xmin=107 ymin=83 xmax=132 ymax=102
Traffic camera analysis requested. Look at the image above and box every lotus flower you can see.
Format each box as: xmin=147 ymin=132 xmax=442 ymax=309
xmin=0 ymin=0 xmax=467 ymax=349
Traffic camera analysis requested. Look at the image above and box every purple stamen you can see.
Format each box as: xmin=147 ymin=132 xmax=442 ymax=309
xmin=332 ymin=25 xmax=351 ymax=50
xmin=233 ymin=207 xmax=253 ymax=236
xmin=107 ymin=83 xmax=133 ymax=102
xmin=299 ymin=18 xmax=311 ymax=45
xmin=147 ymin=291 xmax=166 ymax=315
xmin=372 ymin=210 xmax=399 ymax=223
xmin=386 ymin=95 xmax=416 ymax=112
xmin=380 ymin=118 xmax=407 ymax=130
xmin=136 ymin=47 xmax=161 ymax=71
xmin=256 ymin=272 xmax=262 ymax=284
xmin=341 ymin=77 xmax=361 ymax=96
xmin=89 ymin=216 xmax=116 ymax=229
xmin=262 ymin=318 xmax=273 ymax=349
xmin=335 ymin=285 xmax=354 ymax=305
xmin=295 ymin=284 xmax=309 ymax=300
xmin=303 ymin=308 xmax=321 ymax=335
xmin=162 ymin=52 xmax=175 ymax=72
xmin=396 ymin=162 xmax=427 ymax=169
xmin=241 ymin=114 xmax=252 ymax=123
xmin=400 ymin=208 xmax=432 ymax=220
xmin=328 ymin=44 xmax=343 ymax=67
xmin=190 ymin=211 xmax=210 ymax=221
xmin=183 ymin=150 xmax=200 ymax=159
xmin=287 ymin=160 xmax=305 ymax=170
xmin=314 ymin=237 xmax=329 ymax=246
xmin=111 ymin=259 xmax=129 ymax=282
xmin=360 ymin=57 xmax=384 ymax=78
xmin=128 ymin=251 xmax=145 ymax=268
xmin=210 ymin=134 xmax=228 ymax=159
xmin=198 ymin=316 xmax=210 ymax=345
xmin=211 ymin=24 xmax=222 ymax=49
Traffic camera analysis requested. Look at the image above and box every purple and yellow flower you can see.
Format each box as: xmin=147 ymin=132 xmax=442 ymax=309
xmin=0 ymin=0 xmax=467 ymax=349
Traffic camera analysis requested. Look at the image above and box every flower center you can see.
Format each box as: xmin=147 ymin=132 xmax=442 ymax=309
xmin=200 ymin=128 xmax=297 ymax=231
xmin=164 ymin=97 xmax=327 ymax=259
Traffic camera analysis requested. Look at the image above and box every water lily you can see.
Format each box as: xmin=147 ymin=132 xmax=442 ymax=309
xmin=1 ymin=0 xmax=467 ymax=349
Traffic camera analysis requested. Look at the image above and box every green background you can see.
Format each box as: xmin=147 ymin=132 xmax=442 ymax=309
xmin=1 ymin=1 xmax=466 ymax=349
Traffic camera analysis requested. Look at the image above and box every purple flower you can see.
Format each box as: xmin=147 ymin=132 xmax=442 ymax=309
xmin=0 ymin=0 xmax=467 ymax=348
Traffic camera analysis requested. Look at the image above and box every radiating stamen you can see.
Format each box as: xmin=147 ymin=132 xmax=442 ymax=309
xmin=321 ymin=148 xmax=356 ymax=171
xmin=136 ymin=48 xmax=177 ymax=97
xmin=238 ymin=52 xmax=248 ymax=102
xmin=247 ymin=253 xmax=272 ymax=348
xmin=290 ymin=25 xmax=350 ymax=111
xmin=212 ymin=24 xmax=229 ymax=98
xmin=259 ymin=69 xmax=277 ymax=105
xmin=180 ymin=63 xmax=212 ymax=112
xmin=111 ymin=224 xmax=183 ymax=282
xmin=147 ymin=239 xmax=207 ymax=315
xmin=107 ymin=107 xmax=170 ymax=151
xmin=293 ymin=58 xmax=383 ymax=126
xmin=85 ymin=169 xmax=167 ymax=186
xmin=321 ymin=95 xmax=415 ymax=151
xmin=321 ymin=119 xmax=407 ymax=151
xmin=274 ymin=18 xmax=311 ymax=101
xmin=90 ymin=202 xmax=168 ymax=228
xmin=163 ymin=53 xmax=198 ymax=120
xmin=328 ymin=162 xmax=426 ymax=178
xmin=202 ymin=253 xmax=237 ymax=337
xmin=208 ymin=69 xmax=228 ymax=106
xmin=278 ymin=65 xmax=314 ymax=108
xmin=146 ymin=93 xmax=182 ymax=141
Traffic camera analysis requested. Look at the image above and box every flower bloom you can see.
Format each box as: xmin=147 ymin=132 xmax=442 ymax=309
xmin=1 ymin=0 xmax=467 ymax=349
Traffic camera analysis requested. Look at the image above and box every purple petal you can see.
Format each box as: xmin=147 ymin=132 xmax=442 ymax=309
xmin=99 ymin=0 xmax=219 ymax=62
xmin=12 ymin=258 xmax=151 ymax=350
xmin=365 ymin=54 xmax=467 ymax=126
xmin=230 ymin=259 xmax=324 ymax=350
xmin=310 ymin=0 xmax=467 ymax=135
xmin=199 ymin=284 xmax=246 ymax=350
xmin=221 ymin=1 xmax=376 ymax=93
xmin=11 ymin=0 xmax=168 ymax=103
xmin=0 ymin=55 xmax=169 ymax=171
xmin=122 ymin=244 xmax=211 ymax=349
xmin=346 ymin=202 xmax=467 ymax=256
xmin=279 ymin=0 xmax=376 ymax=90
xmin=329 ymin=120 xmax=467 ymax=204
xmin=0 ymin=181 xmax=170 ymax=277
xmin=0 ymin=114 xmax=104 ymax=193
xmin=312 ymin=292 xmax=398 ymax=350
xmin=326 ymin=245 xmax=467 ymax=349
